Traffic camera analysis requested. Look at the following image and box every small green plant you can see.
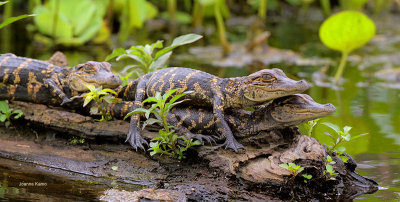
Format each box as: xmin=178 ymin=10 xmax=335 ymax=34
xmin=302 ymin=174 xmax=313 ymax=183
xmin=69 ymin=137 xmax=85 ymax=145
xmin=111 ymin=166 xmax=118 ymax=171
xmin=324 ymin=155 xmax=337 ymax=180
xmin=0 ymin=1 xmax=34 ymax=29
xmin=118 ymin=72 xmax=134 ymax=86
xmin=106 ymin=33 xmax=202 ymax=77
xmin=0 ymin=100 xmax=23 ymax=128
xmin=302 ymin=118 xmax=320 ymax=137
xmin=280 ymin=162 xmax=305 ymax=180
xmin=73 ymin=84 xmax=121 ymax=122
xmin=319 ymin=11 xmax=375 ymax=83
xmin=322 ymin=122 xmax=367 ymax=162
xmin=124 ymin=88 xmax=201 ymax=160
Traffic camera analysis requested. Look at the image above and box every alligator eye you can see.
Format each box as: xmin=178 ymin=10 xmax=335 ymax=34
xmin=262 ymin=74 xmax=275 ymax=81
xmin=83 ymin=65 xmax=95 ymax=72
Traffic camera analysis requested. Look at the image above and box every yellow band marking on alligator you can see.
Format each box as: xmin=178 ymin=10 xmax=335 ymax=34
xmin=204 ymin=119 xmax=215 ymax=129
xmin=168 ymin=73 xmax=177 ymax=90
xmin=123 ymin=81 xmax=135 ymax=98
xmin=193 ymin=83 xmax=208 ymax=100
xmin=13 ymin=59 xmax=32 ymax=84
xmin=2 ymin=69 xmax=9 ymax=83
xmin=177 ymin=70 xmax=200 ymax=94
xmin=149 ymin=68 xmax=177 ymax=96
xmin=0 ymin=56 xmax=10 ymax=66
xmin=121 ymin=102 xmax=133 ymax=117
xmin=8 ymin=84 xmax=17 ymax=98
xmin=177 ymin=107 xmax=192 ymax=127
xmin=32 ymin=84 xmax=42 ymax=101
xmin=198 ymin=108 xmax=204 ymax=124
xmin=158 ymin=68 xmax=177 ymax=93
xmin=188 ymin=120 xmax=197 ymax=130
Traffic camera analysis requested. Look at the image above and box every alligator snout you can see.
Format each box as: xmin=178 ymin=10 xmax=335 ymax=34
xmin=323 ymin=103 xmax=336 ymax=112
xmin=297 ymin=80 xmax=311 ymax=89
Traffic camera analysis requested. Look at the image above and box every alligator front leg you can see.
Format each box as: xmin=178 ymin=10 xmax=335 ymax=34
xmin=213 ymin=98 xmax=244 ymax=152
xmin=126 ymin=78 xmax=149 ymax=150
xmin=44 ymin=79 xmax=71 ymax=105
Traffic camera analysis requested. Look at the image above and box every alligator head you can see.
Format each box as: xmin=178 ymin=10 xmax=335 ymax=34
xmin=242 ymin=68 xmax=310 ymax=102
xmin=68 ymin=61 xmax=122 ymax=92
xmin=268 ymin=94 xmax=336 ymax=125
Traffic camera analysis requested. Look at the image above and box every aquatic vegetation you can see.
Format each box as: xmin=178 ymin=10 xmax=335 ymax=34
xmin=0 ymin=1 xmax=34 ymax=29
xmin=106 ymin=34 xmax=202 ymax=78
xmin=124 ymin=89 xmax=201 ymax=160
xmin=32 ymin=0 xmax=108 ymax=46
xmin=0 ymin=100 xmax=23 ymax=128
xmin=115 ymin=0 xmax=158 ymax=42
xmin=319 ymin=11 xmax=375 ymax=83
xmin=339 ymin=0 xmax=368 ymax=10
xmin=74 ymin=85 xmax=121 ymax=122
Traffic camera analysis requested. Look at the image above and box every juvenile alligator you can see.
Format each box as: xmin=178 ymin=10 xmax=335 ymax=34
xmin=118 ymin=67 xmax=310 ymax=151
xmin=0 ymin=53 xmax=122 ymax=106
xmin=106 ymin=94 xmax=335 ymax=142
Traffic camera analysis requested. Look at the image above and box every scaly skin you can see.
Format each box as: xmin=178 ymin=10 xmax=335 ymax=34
xmin=0 ymin=54 xmax=122 ymax=106
xmin=117 ymin=67 xmax=310 ymax=151
xmin=104 ymin=94 xmax=335 ymax=144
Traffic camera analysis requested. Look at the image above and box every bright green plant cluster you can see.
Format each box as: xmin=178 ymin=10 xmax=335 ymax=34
xmin=73 ymin=84 xmax=121 ymax=122
xmin=279 ymin=162 xmax=313 ymax=183
xmin=0 ymin=100 xmax=23 ymax=128
xmin=106 ymin=34 xmax=202 ymax=81
xmin=125 ymin=88 xmax=201 ymax=160
xmin=319 ymin=11 xmax=375 ymax=84
xmin=69 ymin=137 xmax=85 ymax=145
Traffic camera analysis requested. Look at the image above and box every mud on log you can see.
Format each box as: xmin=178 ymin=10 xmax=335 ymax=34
xmin=2 ymin=101 xmax=378 ymax=200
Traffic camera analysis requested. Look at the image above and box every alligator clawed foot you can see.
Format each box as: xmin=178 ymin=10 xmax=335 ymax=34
xmin=189 ymin=134 xmax=216 ymax=145
xmin=60 ymin=97 xmax=72 ymax=106
xmin=219 ymin=138 xmax=245 ymax=153
xmin=126 ymin=129 xmax=148 ymax=151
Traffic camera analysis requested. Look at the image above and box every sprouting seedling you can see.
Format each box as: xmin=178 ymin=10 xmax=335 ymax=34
xmin=319 ymin=11 xmax=375 ymax=84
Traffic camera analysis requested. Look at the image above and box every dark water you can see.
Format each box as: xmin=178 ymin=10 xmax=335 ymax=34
xmin=1 ymin=9 xmax=400 ymax=201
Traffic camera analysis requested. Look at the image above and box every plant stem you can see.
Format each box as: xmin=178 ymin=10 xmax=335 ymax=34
xmin=192 ymin=0 xmax=204 ymax=27
xmin=258 ymin=0 xmax=267 ymax=20
xmin=1 ymin=0 xmax=12 ymax=51
xmin=334 ymin=52 xmax=348 ymax=84
xmin=214 ymin=0 xmax=231 ymax=53
xmin=168 ymin=0 xmax=176 ymax=22
xmin=320 ymin=0 xmax=331 ymax=16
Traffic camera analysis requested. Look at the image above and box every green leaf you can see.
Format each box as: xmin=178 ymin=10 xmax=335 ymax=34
xmin=191 ymin=140 xmax=202 ymax=146
xmin=0 ymin=1 xmax=8 ymax=7
xmin=326 ymin=164 xmax=334 ymax=173
xmin=83 ymin=95 xmax=94 ymax=107
xmin=302 ymin=174 xmax=313 ymax=180
xmin=124 ymin=108 xmax=147 ymax=120
xmin=343 ymin=134 xmax=351 ymax=141
xmin=297 ymin=167 xmax=304 ymax=173
xmin=0 ymin=14 xmax=35 ymax=29
xmin=319 ymin=11 xmax=375 ymax=54
xmin=352 ymin=133 xmax=368 ymax=140
xmin=143 ymin=97 xmax=159 ymax=104
xmin=343 ymin=126 xmax=352 ymax=134
xmin=0 ymin=115 xmax=6 ymax=122
xmin=326 ymin=155 xmax=333 ymax=162
xmin=90 ymin=106 xmax=99 ymax=115
xmin=154 ymin=34 xmax=203 ymax=60
xmin=105 ymin=48 xmax=127 ymax=61
xmin=146 ymin=104 xmax=158 ymax=119
xmin=0 ymin=101 xmax=9 ymax=113
xmin=322 ymin=122 xmax=341 ymax=134
xmin=340 ymin=155 xmax=349 ymax=163
xmin=12 ymin=110 xmax=23 ymax=119
xmin=101 ymin=89 xmax=118 ymax=96
xmin=142 ymin=118 xmax=161 ymax=129
xmin=279 ymin=163 xmax=289 ymax=170
xmin=111 ymin=166 xmax=118 ymax=171
xmin=149 ymin=51 xmax=171 ymax=71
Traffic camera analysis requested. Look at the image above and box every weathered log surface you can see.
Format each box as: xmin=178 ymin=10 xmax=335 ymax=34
xmin=0 ymin=101 xmax=378 ymax=201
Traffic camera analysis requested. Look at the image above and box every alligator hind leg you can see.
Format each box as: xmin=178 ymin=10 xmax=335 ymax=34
xmin=166 ymin=113 xmax=216 ymax=145
xmin=126 ymin=78 xmax=149 ymax=150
